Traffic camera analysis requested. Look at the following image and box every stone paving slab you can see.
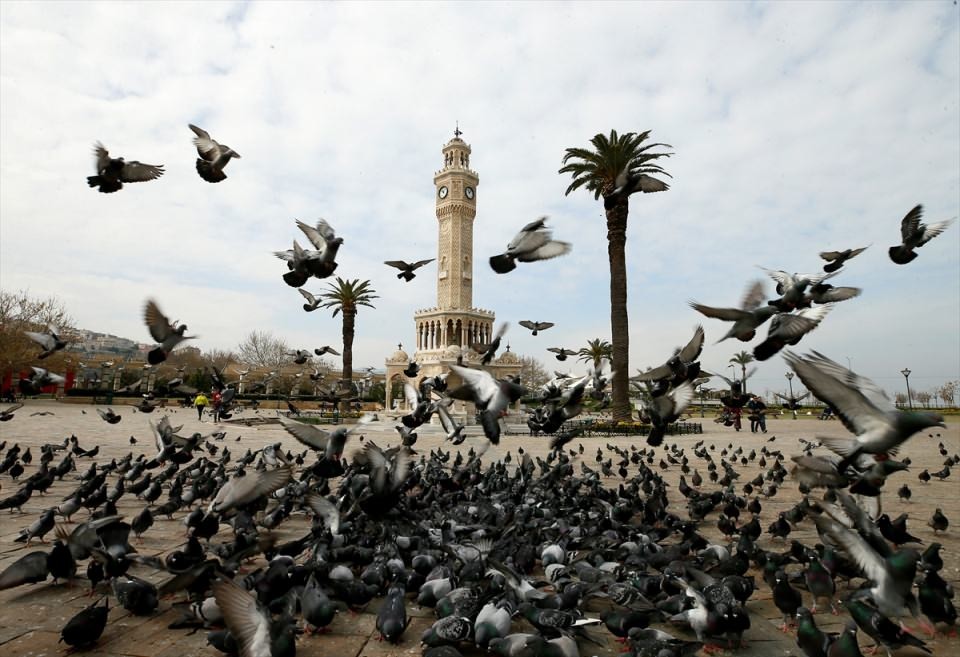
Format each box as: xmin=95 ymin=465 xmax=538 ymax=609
xmin=0 ymin=400 xmax=957 ymax=657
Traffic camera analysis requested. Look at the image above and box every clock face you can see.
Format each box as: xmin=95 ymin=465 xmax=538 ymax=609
xmin=438 ymin=186 xmax=448 ymax=199
xmin=464 ymin=186 xmax=475 ymax=199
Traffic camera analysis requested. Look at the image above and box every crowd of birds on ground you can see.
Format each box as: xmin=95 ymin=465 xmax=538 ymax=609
xmin=0 ymin=127 xmax=957 ymax=657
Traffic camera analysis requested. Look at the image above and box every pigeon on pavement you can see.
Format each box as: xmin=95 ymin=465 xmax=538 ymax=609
xmin=87 ymin=142 xmax=164 ymax=193
xmin=188 ymin=124 xmax=241 ymax=182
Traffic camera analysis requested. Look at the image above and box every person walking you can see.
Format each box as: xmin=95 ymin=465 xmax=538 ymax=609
xmin=194 ymin=391 xmax=209 ymax=421
xmin=211 ymin=389 xmax=222 ymax=423
xmin=748 ymin=395 xmax=767 ymax=433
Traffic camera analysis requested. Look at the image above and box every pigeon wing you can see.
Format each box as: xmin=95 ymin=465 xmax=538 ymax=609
xmin=24 ymin=331 xmax=55 ymax=351
xmin=689 ymin=302 xmax=747 ymax=322
xmin=815 ymin=286 xmax=861 ymax=303
xmin=518 ymin=321 xmax=537 ymax=331
xmin=917 ymin=218 xmax=954 ymax=246
xmin=278 ymin=417 xmax=329 ymax=451
xmin=93 ymin=142 xmax=111 ymax=171
xmin=384 ymin=260 xmax=411 ymax=270
xmin=188 ymin=124 xmax=222 ymax=161
xmin=144 ymin=300 xmax=174 ymax=342
xmin=450 ymin=365 xmax=498 ymax=406
xmin=536 ymin=322 xmax=555 ymax=331
xmin=900 ymin=205 xmax=924 ymax=241
xmin=296 ymin=220 xmax=330 ymax=250
xmin=305 ymin=494 xmax=340 ymax=535
xmin=212 ymin=579 xmax=273 ymax=657
xmin=784 ymin=351 xmax=891 ymax=437
xmin=678 ymin=325 xmax=705 ymax=362
xmin=120 ymin=161 xmax=165 ymax=182
xmin=741 ymin=280 xmax=767 ymax=310
xmin=520 ymin=240 xmax=572 ymax=262
xmin=411 ymin=258 xmax=435 ymax=269
xmin=298 ymin=288 xmax=317 ymax=304
xmin=813 ymin=515 xmax=889 ymax=588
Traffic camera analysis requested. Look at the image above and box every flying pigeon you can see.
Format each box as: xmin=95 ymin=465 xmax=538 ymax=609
xmin=18 ymin=367 xmax=65 ymax=395
xmin=547 ymin=347 xmax=576 ymax=361
xmin=518 ymin=320 xmax=554 ymax=336
xmin=471 ymin=322 xmax=509 ymax=365
xmin=298 ymin=288 xmax=321 ymax=312
xmin=603 ymin=159 xmax=671 ymax=210
xmin=802 ymin=283 xmax=861 ymax=307
xmin=24 ymin=325 xmax=68 ymax=359
xmin=753 ymin=305 xmax=833 ymax=362
xmin=449 ymin=365 xmax=525 ymax=444
xmin=820 ymin=246 xmax=869 ymax=273
xmin=275 ymin=219 xmax=342 ymax=287
xmin=0 ymin=403 xmax=23 ymax=421
xmin=314 ymin=346 xmax=341 ymax=357
xmin=188 ymin=124 xmax=241 ymax=183
xmin=690 ymin=280 xmax=777 ymax=342
xmin=762 ymin=268 xmax=838 ymax=312
xmin=212 ymin=578 xmax=295 ymax=657
xmin=289 ymin=350 xmax=311 ymax=365
xmin=87 ymin=142 xmax=164 ymax=193
xmin=785 ymin=351 xmax=945 ymax=470
xmin=384 ymin=258 xmax=435 ymax=281
xmin=143 ymin=299 xmax=194 ymax=365
xmin=641 ymin=381 xmax=694 ymax=446
xmin=632 ymin=324 xmax=704 ymax=389
xmin=489 ymin=217 xmax=571 ymax=274
xmin=889 ymin=204 xmax=954 ymax=264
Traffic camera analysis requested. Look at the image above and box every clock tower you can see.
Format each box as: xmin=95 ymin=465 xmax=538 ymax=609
xmin=384 ymin=128 xmax=520 ymax=413
xmin=433 ymin=128 xmax=479 ymax=309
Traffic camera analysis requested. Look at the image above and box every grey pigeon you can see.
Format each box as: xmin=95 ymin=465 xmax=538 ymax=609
xmin=289 ymin=349 xmax=311 ymax=365
xmin=188 ymin=124 xmax=241 ymax=182
xmin=19 ymin=367 xmax=65 ymax=395
xmin=604 ymin=159 xmax=671 ymax=209
xmin=144 ymin=299 xmax=194 ymax=365
xmin=96 ymin=407 xmax=122 ymax=424
xmin=820 ymin=246 xmax=869 ymax=273
xmin=0 ymin=403 xmax=23 ymax=421
xmin=14 ymin=508 xmax=56 ymax=544
xmin=889 ymin=204 xmax=954 ymax=264
xmin=24 ymin=324 xmax=68 ymax=359
xmin=753 ymin=305 xmax=833 ymax=361
xmin=546 ymin=347 xmax=576 ymax=361
xmin=642 ymin=382 xmax=694 ymax=447
xmin=785 ymin=351 xmax=945 ymax=469
xmin=314 ymin=345 xmax=340 ymax=357
xmin=298 ymin=288 xmax=321 ymax=312
xmin=762 ymin=268 xmax=838 ymax=311
xmin=87 ymin=142 xmax=164 ymax=193
xmin=802 ymin=283 xmax=861 ymax=306
xmin=690 ymin=280 xmax=777 ymax=342
xmin=449 ymin=365 xmax=525 ymax=444
xmin=471 ymin=322 xmax=509 ymax=365
xmin=384 ymin=258 xmax=435 ymax=281
xmin=632 ymin=324 xmax=704 ymax=386
xmin=518 ymin=320 xmax=555 ymax=336
xmin=489 ymin=217 xmax=571 ymax=274
xmin=213 ymin=578 xmax=294 ymax=657
xmin=274 ymin=218 xmax=342 ymax=287
xmin=208 ymin=467 xmax=292 ymax=515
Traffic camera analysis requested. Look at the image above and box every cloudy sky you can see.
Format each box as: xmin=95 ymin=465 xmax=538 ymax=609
xmin=1 ymin=1 xmax=958 ymax=399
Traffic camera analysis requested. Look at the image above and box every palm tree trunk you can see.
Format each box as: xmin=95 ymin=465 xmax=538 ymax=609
xmin=741 ymin=364 xmax=747 ymax=395
xmin=340 ymin=307 xmax=355 ymax=413
xmin=606 ymin=203 xmax=631 ymax=421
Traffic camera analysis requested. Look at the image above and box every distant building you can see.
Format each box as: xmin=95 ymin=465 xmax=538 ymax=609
xmin=385 ymin=129 xmax=520 ymax=412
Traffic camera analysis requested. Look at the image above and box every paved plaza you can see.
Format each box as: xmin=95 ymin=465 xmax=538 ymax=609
xmin=0 ymin=399 xmax=957 ymax=657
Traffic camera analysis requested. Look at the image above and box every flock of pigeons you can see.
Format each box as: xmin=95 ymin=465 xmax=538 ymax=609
xmin=0 ymin=134 xmax=956 ymax=657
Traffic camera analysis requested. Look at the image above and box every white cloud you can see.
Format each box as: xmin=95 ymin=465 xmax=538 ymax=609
xmin=1 ymin=0 xmax=957 ymax=397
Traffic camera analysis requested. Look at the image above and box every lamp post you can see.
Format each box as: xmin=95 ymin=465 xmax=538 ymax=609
xmin=785 ymin=372 xmax=797 ymax=419
xmin=901 ymin=368 xmax=913 ymax=409
xmin=698 ymin=382 xmax=706 ymax=418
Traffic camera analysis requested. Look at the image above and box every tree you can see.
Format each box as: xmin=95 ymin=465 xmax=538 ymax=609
xmin=577 ymin=338 xmax=613 ymax=368
xmin=519 ymin=355 xmax=551 ymax=391
xmin=939 ymin=381 xmax=957 ymax=408
xmin=237 ymin=330 xmax=290 ymax=369
xmin=729 ymin=351 xmax=755 ymax=395
xmin=560 ymin=130 xmax=672 ymax=420
xmin=914 ymin=391 xmax=931 ymax=408
xmin=0 ymin=289 xmax=77 ymax=379
xmin=319 ymin=278 xmax=378 ymax=403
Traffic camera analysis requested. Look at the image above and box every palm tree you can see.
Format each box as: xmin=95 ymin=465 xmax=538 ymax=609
xmin=560 ymin=130 xmax=672 ymax=420
xmin=729 ymin=351 xmax=755 ymax=395
xmin=577 ymin=338 xmax=613 ymax=368
xmin=319 ymin=278 xmax=378 ymax=402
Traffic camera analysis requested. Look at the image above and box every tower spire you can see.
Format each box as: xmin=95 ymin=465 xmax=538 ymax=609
xmin=454 ymin=121 xmax=462 ymax=138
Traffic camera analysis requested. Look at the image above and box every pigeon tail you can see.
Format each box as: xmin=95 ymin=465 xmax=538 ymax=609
xmin=647 ymin=426 xmax=665 ymax=447
xmin=283 ymin=270 xmax=310 ymax=288
xmin=888 ymin=245 xmax=917 ymax=265
xmin=195 ymin=159 xmax=227 ymax=183
xmin=753 ymin=338 xmax=785 ymax=362
xmin=87 ymin=176 xmax=122 ymax=193
xmin=489 ymin=254 xmax=517 ymax=274
xmin=147 ymin=348 xmax=167 ymax=365
xmin=479 ymin=410 xmax=502 ymax=444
